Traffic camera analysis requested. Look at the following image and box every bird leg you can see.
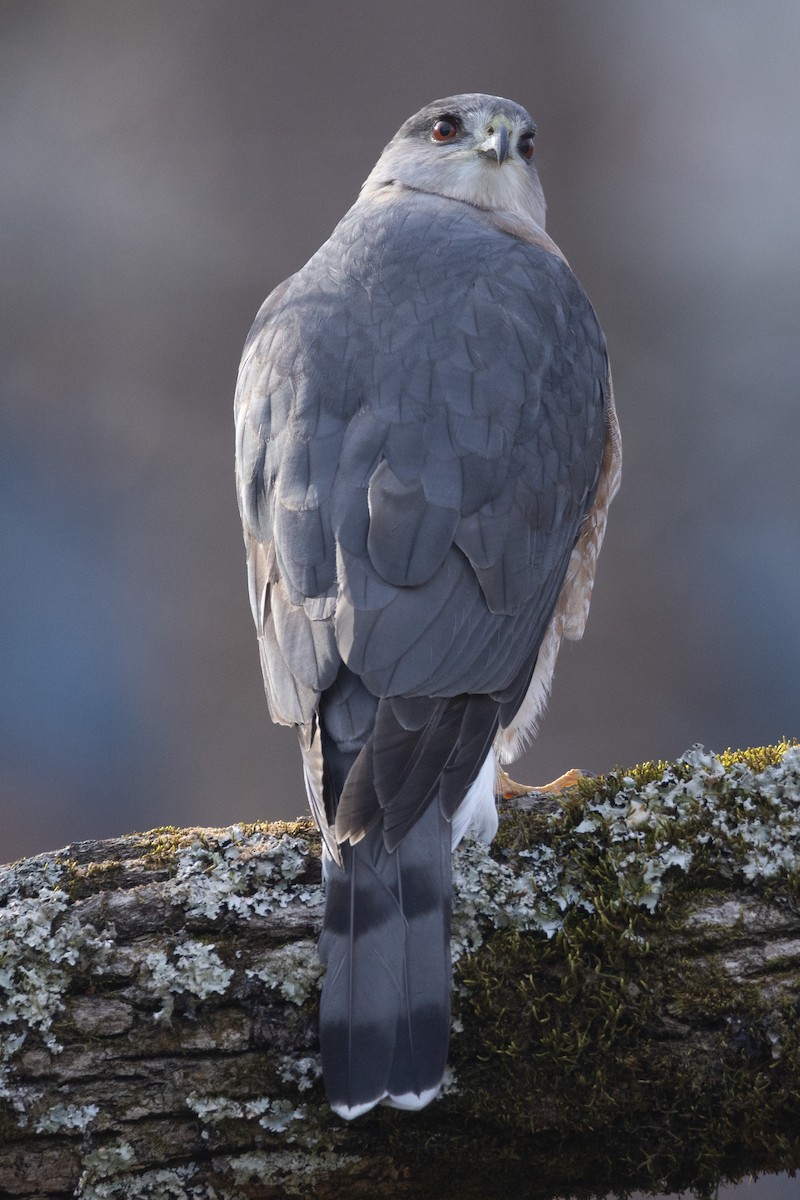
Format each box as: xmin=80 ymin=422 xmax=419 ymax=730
xmin=496 ymin=765 xmax=584 ymax=800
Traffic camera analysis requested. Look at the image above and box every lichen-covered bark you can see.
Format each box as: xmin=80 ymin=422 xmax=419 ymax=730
xmin=0 ymin=744 xmax=799 ymax=1199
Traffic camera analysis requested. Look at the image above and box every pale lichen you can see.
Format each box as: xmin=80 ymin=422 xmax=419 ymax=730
xmin=186 ymin=1091 xmax=307 ymax=1133
xmin=216 ymin=1147 xmax=360 ymax=1197
xmin=277 ymin=1051 xmax=321 ymax=1092
xmin=457 ymin=743 xmax=800 ymax=953
xmin=185 ymin=1094 xmax=358 ymax=1196
xmin=79 ymin=1161 xmax=222 ymax=1200
xmin=0 ymin=881 xmax=110 ymax=1052
xmin=0 ymin=855 xmax=115 ymax=1125
xmin=186 ymin=1092 xmax=264 ymax=1124
xmin=167 ymin=827 xmax=322 ymax=921
xmin=141 ymin=939 xmax=235 ymax=1023
xmin=77 ymin=1139 xmax=136 ymax=1195
xmin=245 ymin=938 xmax=322 ymax=1005
xmin=34 ymin=1100 xmax=99 ymax=1134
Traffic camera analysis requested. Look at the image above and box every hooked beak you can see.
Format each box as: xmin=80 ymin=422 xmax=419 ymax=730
xmin=478 ymin=120 xmax=510 ymax=165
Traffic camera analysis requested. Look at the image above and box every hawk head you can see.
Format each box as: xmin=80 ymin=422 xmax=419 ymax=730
xmin=362 ymin=93 xmax=546 ymax=228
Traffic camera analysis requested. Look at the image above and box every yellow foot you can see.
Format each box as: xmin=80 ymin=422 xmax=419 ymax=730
xmin=497 ymin=766 xmax=584 ymax=800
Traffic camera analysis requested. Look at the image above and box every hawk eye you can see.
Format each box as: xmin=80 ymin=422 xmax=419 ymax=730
xmin=518 ymin=132 xmax=535 ymax=160
xmin=431 ymin=117 xmax=459 ymax=143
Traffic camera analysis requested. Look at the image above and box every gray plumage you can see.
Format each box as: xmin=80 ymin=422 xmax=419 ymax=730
xmin=235 ymin=94 xmax=620 ymax=1119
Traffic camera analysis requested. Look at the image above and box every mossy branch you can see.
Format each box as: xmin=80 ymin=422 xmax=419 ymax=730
xmin=1 ymin=743 xmax=799 ymax=1199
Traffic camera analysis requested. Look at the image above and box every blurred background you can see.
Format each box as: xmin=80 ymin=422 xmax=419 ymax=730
xmin=2 ymin=0 xmax=799 ymax=866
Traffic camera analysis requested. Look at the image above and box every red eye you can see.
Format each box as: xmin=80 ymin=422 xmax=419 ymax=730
xmin=518 ymin=133 xmax=535 ymax=160
xmin=432 ymin=117 xmax=459 ymax=143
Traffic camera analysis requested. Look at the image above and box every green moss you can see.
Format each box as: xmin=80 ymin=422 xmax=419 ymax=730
xmin=241 ymin=818 xmax=318 ymax=841
xmin=385 ymin=741 xmax=800 ymax=1198
xmin=663 ymin=955 xmax=757 ymax=1022
xmin=570 ymin=739 xmax=799 ymax=802
xmin=140 ymin=825 xmax=195 ymax=873
xmin=65 ymin=859 xmax=127 ymax=901
xmin=717 ymin=739 xmax=798 ymax=774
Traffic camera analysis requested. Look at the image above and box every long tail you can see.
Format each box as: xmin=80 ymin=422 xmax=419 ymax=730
xmin=318 ymin=799 xmax=452 ymax=1119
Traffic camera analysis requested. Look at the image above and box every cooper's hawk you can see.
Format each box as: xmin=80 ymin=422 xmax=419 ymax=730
xmin=235 ymin=94 xmax=621 ymax=1119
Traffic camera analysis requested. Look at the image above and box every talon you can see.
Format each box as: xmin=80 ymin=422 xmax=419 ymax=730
xmin=497 ymin=765 xmax=584 ymax=800
xmin=532 ymin=767 xmax=585 ymax=793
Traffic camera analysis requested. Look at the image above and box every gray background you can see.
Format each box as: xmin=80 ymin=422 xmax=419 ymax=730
xmin=2 ymin=0 xmax=799 ymax=868
xmin=1 ymin=5 xmax=798 ymax=1196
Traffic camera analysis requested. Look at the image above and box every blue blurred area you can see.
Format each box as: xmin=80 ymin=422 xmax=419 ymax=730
xmin=0 ymin=400 xmax=163 ymax=855
xmin=1 ymin=443 xmax=121 ymax=775
xmin=1 ymin=0 xmax=798 ymax=869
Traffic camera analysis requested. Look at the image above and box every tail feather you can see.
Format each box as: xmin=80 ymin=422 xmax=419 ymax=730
xmin=318 ymin=800 xmax=452 ymax=1118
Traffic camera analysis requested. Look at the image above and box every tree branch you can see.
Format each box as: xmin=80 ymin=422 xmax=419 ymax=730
xmin=1 ymin=744 xmax=799 ymax=1199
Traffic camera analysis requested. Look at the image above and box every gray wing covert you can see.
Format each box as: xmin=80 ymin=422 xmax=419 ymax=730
xmin=326 ymin=197 xmax=609 ymax=709
xmin=235 ymin=276 xmax=345 ymax=728
xmin=235 ymin=196 xmax=608 ymax=729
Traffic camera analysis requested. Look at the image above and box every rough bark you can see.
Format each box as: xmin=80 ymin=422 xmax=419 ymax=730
xmin=1 ymin=745 xmax=799 ymax=1199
